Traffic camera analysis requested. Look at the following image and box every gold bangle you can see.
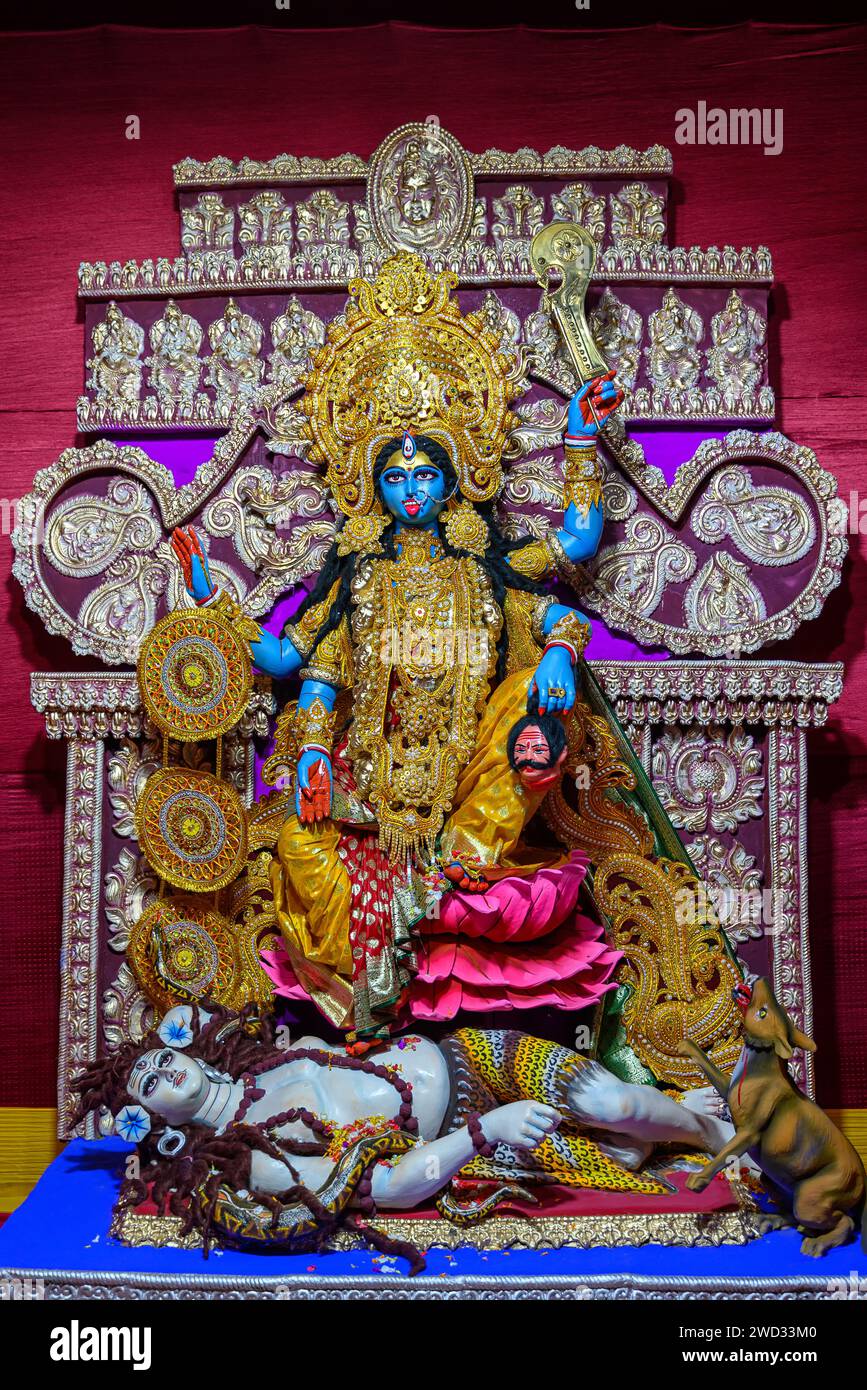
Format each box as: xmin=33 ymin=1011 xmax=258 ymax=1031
xmin=563 ymin=442 xmax=604 ymax=516
xmin=292 ymin=696 xmax=335 ymax=756
xmin=548 ymin=610 xmax=591 ymax=658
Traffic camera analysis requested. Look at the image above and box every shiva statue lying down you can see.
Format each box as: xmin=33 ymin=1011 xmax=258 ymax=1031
xmin=75 ymin=1002 xmax=732 ymax=1272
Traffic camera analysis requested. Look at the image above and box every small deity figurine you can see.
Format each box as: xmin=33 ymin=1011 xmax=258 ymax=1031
xmin=267 ymin=295 xmax=326 ymax=392
xmin=170 ymin=256 xmax=742 ymax=1082
xmin=646 ymin=287 xmax=703 ymax=392
xmin=86 ymin=301 xmax=145 ymax=410
xmin=205 ymin=298 xmax=264 ymax=410
xmin=74 ymin=1002 xmax=732 ymax=1265
xmin=706 ymin=289 xmax=767 ymax=398
xmin=146 ymin=299 xmax=203 ymax=413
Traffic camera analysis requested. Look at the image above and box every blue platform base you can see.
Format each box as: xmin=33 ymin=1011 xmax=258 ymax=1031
xmin=2 ymin=1140 xmax=865 ymax=1299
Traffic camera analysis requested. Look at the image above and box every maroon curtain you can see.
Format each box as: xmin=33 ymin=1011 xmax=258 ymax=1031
xmin=1 ymin=21 xmax=865 ymax=1106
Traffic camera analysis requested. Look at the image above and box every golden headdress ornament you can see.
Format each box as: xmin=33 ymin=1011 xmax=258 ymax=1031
xmin=299 ymin=252 xmax=525 ymax=515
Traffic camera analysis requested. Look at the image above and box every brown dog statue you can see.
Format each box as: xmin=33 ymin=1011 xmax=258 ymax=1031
xmin=677 ymin=977 xmax=866 ymax=1257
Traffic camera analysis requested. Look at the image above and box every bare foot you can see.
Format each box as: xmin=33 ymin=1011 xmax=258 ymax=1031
xmin=681 ymin=1085 xmax=729 ymax=1122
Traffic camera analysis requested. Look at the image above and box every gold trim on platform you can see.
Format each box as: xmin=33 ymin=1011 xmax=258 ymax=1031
xmin=113 ymin=1193 xmax=762 ymax=1252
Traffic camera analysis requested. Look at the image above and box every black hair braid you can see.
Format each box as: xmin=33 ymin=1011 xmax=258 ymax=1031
xmin=292 ymin=434 xmax=550 ymax=682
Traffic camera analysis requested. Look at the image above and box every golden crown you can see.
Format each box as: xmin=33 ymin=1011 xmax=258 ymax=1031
xmin=299 ymin=252 xmax=525 ymax=515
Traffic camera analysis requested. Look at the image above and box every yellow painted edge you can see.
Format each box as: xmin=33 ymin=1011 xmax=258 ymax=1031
xmin=0 ymin=1107 xmax=63 ymax=1214
xmin=828 ymin=1110 xmax=867 ymax=1165
xmin=0 ymin=1107 xmax=865 ymax=1215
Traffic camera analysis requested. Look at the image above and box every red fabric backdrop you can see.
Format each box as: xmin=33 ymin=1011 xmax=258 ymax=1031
xmin=1 ymin=21 xmax=865 ymax=1107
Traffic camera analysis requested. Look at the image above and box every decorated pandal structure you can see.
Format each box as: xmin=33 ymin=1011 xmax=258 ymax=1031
xmin=5 ymin=122 xmax=864 ymax=1299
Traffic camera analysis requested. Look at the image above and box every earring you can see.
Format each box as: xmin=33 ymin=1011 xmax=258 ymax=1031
xmin=336 ymin=512 xmax=391 ymax=556
xmin=200 ymin=1061 xmax=231 ymax=1084
xmin=443 ymin=500 xmax=488 ymax=556
xmin=157 ymin=1127 xmax=187 ymax=1157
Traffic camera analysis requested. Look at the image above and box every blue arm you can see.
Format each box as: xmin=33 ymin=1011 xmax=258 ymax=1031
xmin=249 ymin=628 xmax=304 ymax=679
xmin=295 ymin=680 xmax=337 ymax=821
xmin=541 ymin=602 xmax=590 ymax=639
xmin=556 ymin=501 xmax=605 ymax=564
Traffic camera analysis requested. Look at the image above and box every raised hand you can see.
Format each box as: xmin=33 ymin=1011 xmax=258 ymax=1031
xmin=171 ymin=525 xmax=216 ymax=604
xmin=296 ymin=751 xmax=332 ymax=825
xmin=481 ymin=1100 xmax=562 ymax=1150
xmin=566 ymin=370 xmax=623 ymax=438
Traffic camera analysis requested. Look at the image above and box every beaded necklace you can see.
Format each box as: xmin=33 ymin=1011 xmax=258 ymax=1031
xmin=227 ymin=1046 xmax=417 ymax=1215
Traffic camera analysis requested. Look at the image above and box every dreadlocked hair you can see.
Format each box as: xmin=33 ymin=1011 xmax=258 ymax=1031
xmin=70 ymin=1001 xmax=425 ymax=1274
xmin=292 ymin=434 xmax=549 ymax=683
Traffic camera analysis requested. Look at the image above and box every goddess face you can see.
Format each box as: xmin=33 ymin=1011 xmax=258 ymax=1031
xmin=125 ymin=1046 xmax=208 ymax=1125
xmin=378 ymin=449 xmax=449 ymax=527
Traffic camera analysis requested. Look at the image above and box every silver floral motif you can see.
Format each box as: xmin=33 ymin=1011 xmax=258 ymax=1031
xmin=551 ymin=182 xmax=606 ymax=244
xmin=366 ymin=122 xmax=474 ymax=255
xmin=768 ymin=727 xmax=813 ymax=1093
xmin=687 ymin=834 xmax=766 ymax=945
xmin=610 ymin=182 xmax=666 ymax=243
xmin=107 ymin=738 xmax=161 ymax=839
xmin=267 ymin=296 xmax=326 ymax=391
xmin=105 ymin=847 xmax=158 ymax=955
xmin=707 ymin=289 xmax=766 ymax=398
xmin=684 ymin=552 xmax=768 ymax=636
xmin=692 ymin=466 xmax=816 ymax=567
xmin=591 ymin=514 xmax=696 ymax=617
xmin=295 ymin=189 xmax=350 ymax=248
xmin=78 ymin=552 xmax=172 ymax=664
xmin=181 ymin=193 xmax=234 ymax=251
xmin=589 ymin=288 xmax=643 ymax=389
xmin=86 ymin=302 xmax=144 ymax=412
xmin=480 ymin=290 xmax=521 ymax=354
xmin=652 ymin=726 xmax=764 ymax=833
xmin=492 ymin=185 xmax=546 ymax=257
xmin=238 ymin=190 xmax=293 ymax=250
xmin=103 ymin=962 xmax=154 ymax=1052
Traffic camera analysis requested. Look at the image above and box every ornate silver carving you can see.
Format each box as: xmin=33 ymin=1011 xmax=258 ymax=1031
xmin=692 ymin=466 xmax=815 ymax=566
xmin=367 ymin=122 xmax=474 ymax=256
xmin=267 ymin=296 xmax=326 ymax=391
xmin=646 ymin=287 xmax=703 ymax=391
xmin=768 ymin=726 xmax=814 ymax=1094
xmin=85 ymin=302 xmax=144 ymax=413
xmin=492 ymin=185 xmax=546 ymax=270
xmin=687 ymin=834 xmax=766 ymax=946
xmin=145 ymin=300 xmax=203 ymax=412
xmin=204 ymin=299 xmax=264 ymax=411
xmin=684 ymin=552 xmax=768 ymax=636
xmin=610 ymin=182 xmax=666 ymax=243
xmin=592 ymin=514 xmax=695 ymax=617
xmin=103 ymin=962 xmax=154 ymax=1051
xmin=480 ymin=290 xmax=521 ymax=355
xmin=707 ymin=288 xmax=766 ymax=397
xmin=44 ymin=478 xmax=161 ymax=579
xmin=58 ymin=739 xmax=103 ymax=1138
xmin=551 ymin=182 xmax=606 ymax=245
xmin=3 ymin=1267 xmax=845 ymax=1299
xmin=576 ymin=431 xmax=847 ymax=656
xmin=589 ymin=288 xmax=643 ymax=390
xmin=172 ymin=143 xmax=673 ymax=189
xmin=181 ymin=193 xmax=234 ymax=251
xmin=238 ymin=190 xmax=293 ymax=253
xmin=652 ymin=727 xmax=764 ymax=833
xmin=105 ymin=847 xmax=157 ymax=955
